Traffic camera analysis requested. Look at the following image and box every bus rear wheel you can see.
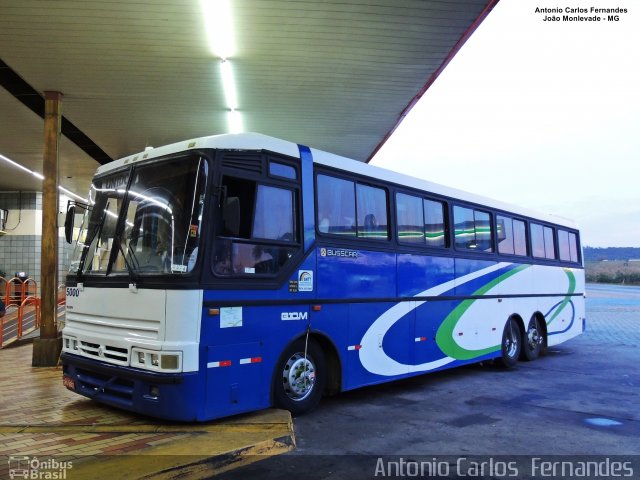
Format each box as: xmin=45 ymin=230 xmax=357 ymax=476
xmin=498 ymin=318 xmax=522 ymax=368
xmin=522 ymin=316 xmax=544 ymax=361
xmin=273 ymin=338 xmax=326 ymax=415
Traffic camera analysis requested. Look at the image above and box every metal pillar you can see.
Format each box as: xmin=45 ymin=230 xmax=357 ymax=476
xmin=32 ymin=91 xmax=63 ymax=366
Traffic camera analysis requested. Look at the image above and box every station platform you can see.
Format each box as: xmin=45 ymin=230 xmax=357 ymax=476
xmin=0 ymin=342 xmax=295 ymax=479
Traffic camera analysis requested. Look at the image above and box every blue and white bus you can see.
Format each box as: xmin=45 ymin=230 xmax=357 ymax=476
xmin=61 ymin=133 xmax=585 ymax=421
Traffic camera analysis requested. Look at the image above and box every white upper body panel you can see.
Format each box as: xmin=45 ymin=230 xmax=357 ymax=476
xmin=95 ymin=132 xmax=578 ymax=230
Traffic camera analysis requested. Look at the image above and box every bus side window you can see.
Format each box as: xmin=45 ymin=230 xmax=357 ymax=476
xmin=454 ymin=206 xmax=492 ymax=252
xmin=513 ymin=220 xmax=527 ymax=256
xmin=223 ymin=197 xmax=240 ymax=237
xmin=356 ymin=183 xmax=388 ymax=240
xmin=497 ymin=215 xmax=514 ymax=255
xmin=543 ymin=226 xmax=556 ymax=259
xmin=530 ymin=223 xmax=545 ymax=258
xmin=396 ymin=192 xmax=423 ymax=244
xmin=214 ymin=176 xmax=298 ymax=277
xmin=424 ymin=199 xmax=446 ymax=248
xmin=568 ymin=232 xmax=579 ymax=263
xmin=316 ymin=175 xmax=356 ymax=237
xmin=558 ymin=229 xmax=571 ymax=261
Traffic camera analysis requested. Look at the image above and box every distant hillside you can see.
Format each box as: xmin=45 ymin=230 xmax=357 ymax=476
xmin=584 ymin=247 xmax=640 ymax=285
xmin=583 ymin=247 xmax=640 ymax=262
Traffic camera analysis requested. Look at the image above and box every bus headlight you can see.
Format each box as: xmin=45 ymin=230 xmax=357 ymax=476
xmin=131 ymin=348 xmax=182 ymax=373
xmin=161 ymin=355 xmax=179 ymax=370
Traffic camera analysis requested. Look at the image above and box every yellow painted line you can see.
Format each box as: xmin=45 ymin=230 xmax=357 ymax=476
xmin=0 ymin=408 xmax=293 ymax=434
xmin=61 ymin=430 xmax=294 ymax=479
xmin=0 ymin=423 xmax=290 ymax=434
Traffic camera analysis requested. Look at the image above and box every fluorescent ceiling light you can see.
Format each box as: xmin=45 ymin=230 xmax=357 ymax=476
xmin=58 ymin=186 xmax=88 ymax=203
xmin=201 ymin=0 xmax=235 ymax=59
xmin=1 ymin=152 xmax=87 ymax=202
xmin=0 ymin=153 xmax=44 ymax=180
xmin=220 ymin=60 xmax=238 ymax=110
xmin=228 ymin=110 xmax=243 ymax=134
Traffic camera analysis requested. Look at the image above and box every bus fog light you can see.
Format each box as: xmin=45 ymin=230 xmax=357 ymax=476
xmin=161 ymin=355 xmax=179 ymax=370
xmin=149 ymin=386 xmax=160 ymax=398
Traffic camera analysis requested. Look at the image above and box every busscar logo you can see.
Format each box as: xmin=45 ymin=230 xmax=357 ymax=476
xmin=320 ymin=248 xmax=358 ymax=258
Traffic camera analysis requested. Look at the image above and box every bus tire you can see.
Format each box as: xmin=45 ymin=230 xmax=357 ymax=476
xmin=522 ymin=316 xmax=544 ymax=361
xmin=273 ymin=338 xmax=326 ymax=415
xmin=498 ymin=318 xmax=522 ymax=368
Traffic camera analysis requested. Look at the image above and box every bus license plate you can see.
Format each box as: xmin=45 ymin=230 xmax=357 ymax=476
xmin=62 ymin=376 xmax=75 ymax=390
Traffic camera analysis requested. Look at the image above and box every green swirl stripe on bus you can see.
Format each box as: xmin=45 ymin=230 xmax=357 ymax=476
xmin=545 ymin=269 xmax=576 ymax=326
xmin=435 ymin=264 xmax=530 ymax=360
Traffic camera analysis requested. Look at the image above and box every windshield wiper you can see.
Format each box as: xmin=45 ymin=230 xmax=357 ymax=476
xmin=76 ymin=206 xmax=108 ymax=278
xmin=111 ymin=234 xmax=140 ymax=285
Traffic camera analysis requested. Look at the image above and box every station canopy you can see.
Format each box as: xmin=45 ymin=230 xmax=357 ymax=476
xmin=0 ymin=0 xmax=497 ymax=196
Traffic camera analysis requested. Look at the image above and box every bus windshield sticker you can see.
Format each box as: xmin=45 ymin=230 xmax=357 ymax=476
xmin=298 ymin=270 xmax=314 ymax=291
xmin=220 ymin=307 xmax=243 ymax=328
xmin=171 ymin=264 xmax=187 ymax=273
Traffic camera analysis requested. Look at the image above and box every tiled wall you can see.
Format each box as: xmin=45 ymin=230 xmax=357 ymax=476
xmin=0 ymin=192 xmax=40 ymax=210
xmin=0 ymin=192 xmax=69 ymax=287
xmin=0 ymin=234 xmax=41 ymax=281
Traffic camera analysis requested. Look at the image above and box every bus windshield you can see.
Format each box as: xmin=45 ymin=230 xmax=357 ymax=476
xmin=69 ymin=154 xmax=207 ymax=277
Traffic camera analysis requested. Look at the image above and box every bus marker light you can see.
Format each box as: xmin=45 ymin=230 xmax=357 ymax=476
xmin=414 ymin=337 xmax=427 ymax=342
xmin=208 ymin=360 xmax=232 ymax=368
xmin=347 ymin=345 xmax=362 ymax=351
xmin=240 ymin=357 xmax=262 ymax=364
xmin=312 ymin=305 xmax=322 ymax=311
xmin=208 ymin=308 xmax=220 ymax=316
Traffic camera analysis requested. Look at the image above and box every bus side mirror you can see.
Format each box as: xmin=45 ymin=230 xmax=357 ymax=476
xmin=64 ymin=204 xmax=76 ymax=244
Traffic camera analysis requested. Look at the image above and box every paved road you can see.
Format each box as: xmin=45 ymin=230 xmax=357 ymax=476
xmin=221 ymin=284 xmax=640 ymax=479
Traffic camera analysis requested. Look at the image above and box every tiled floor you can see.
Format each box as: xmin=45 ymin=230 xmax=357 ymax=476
xmin=0 ymin=342 xmax=294 ymax=479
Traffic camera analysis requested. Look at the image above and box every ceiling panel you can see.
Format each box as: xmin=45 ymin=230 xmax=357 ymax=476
xmin=0 ymin=0 xmax=496 ymax=197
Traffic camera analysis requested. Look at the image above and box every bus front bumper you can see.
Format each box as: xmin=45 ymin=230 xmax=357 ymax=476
xmin=61 ymin=352 xmax=203 ymax=421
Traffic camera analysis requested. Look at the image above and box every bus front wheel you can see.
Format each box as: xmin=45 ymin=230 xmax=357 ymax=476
xmin=273 ymin=338 xmax=326 ymax=415
xmin=499 ymin=318 xmax=522 ymax=368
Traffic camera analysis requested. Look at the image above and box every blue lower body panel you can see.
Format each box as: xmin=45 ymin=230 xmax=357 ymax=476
xmin=61 ymin=353 xmax=204 ymax=422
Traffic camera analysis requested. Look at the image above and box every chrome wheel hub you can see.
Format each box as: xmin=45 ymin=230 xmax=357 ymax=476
xmin=506 ymin=323 xmax=519 ymax=358
xmin=527 ymin=326 xmax=541 ymax=349
xmin=283 ymin=353 xmax=316 ymax=401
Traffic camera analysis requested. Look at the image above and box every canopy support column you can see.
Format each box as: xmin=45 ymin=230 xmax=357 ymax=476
xmin=32 ymin=91 xmax=63 ymax=367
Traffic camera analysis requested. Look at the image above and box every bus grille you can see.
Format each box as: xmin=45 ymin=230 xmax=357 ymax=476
xmin=79 ymin=341 xmax=129 ymax=365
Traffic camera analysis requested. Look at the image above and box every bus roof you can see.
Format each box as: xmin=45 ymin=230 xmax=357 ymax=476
xmin=96 ymin=132 xmax=578 ymax=230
